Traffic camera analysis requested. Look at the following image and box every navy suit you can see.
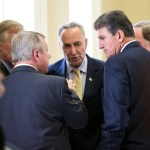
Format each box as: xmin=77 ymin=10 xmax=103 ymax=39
xmin=47 ymin=55 xmax=104 ymax=150
xmin=0 ymin=66 xmax=87 ymax=150
xmin=100 ymin=42 xmax=150 ymax=150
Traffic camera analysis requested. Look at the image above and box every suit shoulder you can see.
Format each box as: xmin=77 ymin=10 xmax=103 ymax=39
xmin=35 ymin=74 xmax=66 ymax=89
xmin=47 ymin=59 xmax=65 ymax=75
xmin=48 ymin=59 xmax=64 ymax=69
xmin=41 ymin=73 xmax=65 ymax=81
xmin=88 ymin=56 xmax=104 ymax=67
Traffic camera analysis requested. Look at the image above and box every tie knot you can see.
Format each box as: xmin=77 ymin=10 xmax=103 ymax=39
xmin=73 ymin=68 xmax=80 ymax=77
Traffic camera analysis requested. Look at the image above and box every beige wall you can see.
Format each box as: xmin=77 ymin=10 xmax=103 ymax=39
xmin=47 ymin=0 xmax=69 ymax=63
xmin=100 ymin=0 xmax=150 ymax=24
xmin=47 ymin=0 xmax=150 ymax=63
xmin=97 ymin=0 xmax=150 ymax=61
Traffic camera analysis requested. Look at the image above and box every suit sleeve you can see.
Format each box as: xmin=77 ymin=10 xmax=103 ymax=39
xmin=100 ymin=58 xmax=130 ymax=150
xmin=61 ymin=79 xmax=88 ymax=129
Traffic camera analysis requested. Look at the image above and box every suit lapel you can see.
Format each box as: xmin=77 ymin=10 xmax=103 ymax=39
xmin=83 ymin=56 xmax=98 ymax=100
xmin=57 ymin=59 xmax=66 ymax=77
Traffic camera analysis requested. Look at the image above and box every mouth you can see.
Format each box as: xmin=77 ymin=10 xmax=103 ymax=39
xmin=70 ymin=57 xmax=79 ymax=61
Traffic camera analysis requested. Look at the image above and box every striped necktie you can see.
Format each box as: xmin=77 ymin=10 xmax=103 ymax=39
xmin=73 ymin=68 xmax=82 ymax=100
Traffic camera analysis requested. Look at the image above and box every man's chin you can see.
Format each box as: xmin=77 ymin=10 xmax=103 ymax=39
xmin=70 ymin=62 xmax=81 ymax=68
xmin=69 ymin=58 xmax=82 ymax=67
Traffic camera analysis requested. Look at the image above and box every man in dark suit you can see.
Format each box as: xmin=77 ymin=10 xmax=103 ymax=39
xmin=94 ymin=10 xmax=150 ymax=150
xmin=0 ymin=31 xmax=87 ymax=150
xmin=0 ymin=20 xmax=24 ymax=76
xmin=47 ymin=22 xmax=104 ymax=150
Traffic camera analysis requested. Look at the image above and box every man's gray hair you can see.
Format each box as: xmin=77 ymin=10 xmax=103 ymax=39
xmin=12 ymin=31 xmax=45 ymax=64
xmin=134 ymin=20 xmax=150 ymax=27
xmin=58 ymin=22 xmax=85 ymax=36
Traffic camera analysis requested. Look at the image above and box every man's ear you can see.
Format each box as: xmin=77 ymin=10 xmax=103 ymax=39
xmin=33 ymin=49 xmax=40 ymax=61
xmin=59 ymin=42 xmax=64 ymax=55
xmin=59 ymin=42 xmax=61 ymax=48
xmin=117 ymin=30 xmax=125 ymax=43
xmin=85 ymin=38 xmax=88 ymax=50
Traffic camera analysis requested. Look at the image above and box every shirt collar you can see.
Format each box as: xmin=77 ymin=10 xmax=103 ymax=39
xmin=14 ymin=64 xmax=38 ymax=71
xmin=120 ymin=40 xmax=136 ymax=52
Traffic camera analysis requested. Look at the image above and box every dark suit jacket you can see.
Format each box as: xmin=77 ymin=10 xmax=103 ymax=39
xmin=47 ymin=55 xmax=104 ymax=150
xmin=0 ymin=60 xmax=11 ymax=76
xmin=0 ymin=126 xmax=4 ymax=150
xmin=100 ymin=41 xmax=150 ymax=150
xmin=0 ymin=66 xmax=87 ymax=150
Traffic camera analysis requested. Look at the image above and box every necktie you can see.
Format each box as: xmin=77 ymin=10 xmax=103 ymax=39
xmin=73 ymin=68 xmax=82 ymax=100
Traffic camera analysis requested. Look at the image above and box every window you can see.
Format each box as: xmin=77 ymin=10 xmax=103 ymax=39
xmin=0 ymin=0 xmax=34 ymax=30
xmin=69 ymin=0 xmax=93 ymax=56
xmin=0 ymin=0 xmax=47 ymax=37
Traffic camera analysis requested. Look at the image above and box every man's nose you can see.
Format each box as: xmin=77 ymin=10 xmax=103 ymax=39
xmin=70 ymin=45 xmax=77 ymax=54
xmin=99 ymin=41 xmax=104 ymax=49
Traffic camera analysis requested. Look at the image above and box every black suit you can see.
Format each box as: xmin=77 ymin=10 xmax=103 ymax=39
xmin=47 ymin=55 xmax=104 ymax=150
xmin=0 ymin=126 xmax=4 ymax=150
xmin=0 ymin=60 xmax=12 ymax=76
xmin=0 ymin=66 xmax=87 ymax=150
xmin=100 ymin=41 xmax=150 ymax=150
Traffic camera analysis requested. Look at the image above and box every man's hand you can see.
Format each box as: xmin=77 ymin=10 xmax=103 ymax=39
xmin=66 ymin=79 xmax=76 ymax=91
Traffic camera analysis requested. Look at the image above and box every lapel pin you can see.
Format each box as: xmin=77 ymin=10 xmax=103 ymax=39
xmin=89 ymin=77 xmax=92 ymax=82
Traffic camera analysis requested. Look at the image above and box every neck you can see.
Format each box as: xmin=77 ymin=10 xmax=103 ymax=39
xmin=120 ymin=37 xmax=134 ymax=49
